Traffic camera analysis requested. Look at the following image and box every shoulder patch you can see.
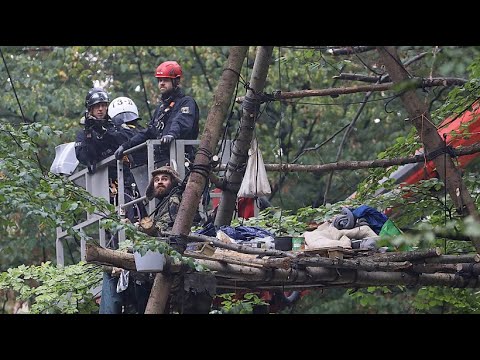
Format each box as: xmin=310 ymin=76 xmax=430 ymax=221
xmin=181 ymin=106 xmax=190 ymax=114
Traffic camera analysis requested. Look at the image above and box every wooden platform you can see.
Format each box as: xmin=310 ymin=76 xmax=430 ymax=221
xmin=302 ymin=246 xmax=355 ymax=259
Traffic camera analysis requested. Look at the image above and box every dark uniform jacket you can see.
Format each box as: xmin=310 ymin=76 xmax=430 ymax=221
xmin=124 ymin=122 xmax=148 ymax=168
xmin=75 ymin=119 xmax=133 ymax=174
xmin=121 ymin=88 xmax=199 ymax=164
xmin=75 ymin=119 xmax=142 ymax=221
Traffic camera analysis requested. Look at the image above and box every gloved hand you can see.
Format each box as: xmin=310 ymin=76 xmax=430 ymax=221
xmin=84 ymin=115 xmax=96 ymax=129
xmin=160 ymin=135 xmax=174 ymax=145
xmin=114 ymin=145 xmax=125 ymax=160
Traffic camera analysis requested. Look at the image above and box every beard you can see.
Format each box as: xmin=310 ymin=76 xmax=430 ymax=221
xmin=154 ymin=185 xmax=170 ymax=198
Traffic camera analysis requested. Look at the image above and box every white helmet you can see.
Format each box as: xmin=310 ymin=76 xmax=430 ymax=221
xmin=108 ymin=96 xmax=140 ymax=124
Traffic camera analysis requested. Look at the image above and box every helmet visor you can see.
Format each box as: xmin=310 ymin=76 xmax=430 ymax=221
xmin=112 ymin=112 xmax=140 ymax=124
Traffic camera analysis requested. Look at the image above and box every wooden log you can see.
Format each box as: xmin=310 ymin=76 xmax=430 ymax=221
xmin=424 ymin=254 xmax=480 ymax=264
xmin=355 ymin=270 xmax=479 ymax=288
xmin=185 ymin=251 xmax=265 ymax=269
xmin=456 ymin=263 xmax=480 ymax=276
xmin=212 ymin=142 xmax=480 ymax=174
xmin=295 ymin=256 xmax=411 ymax=272
xmin=215 ymin=268 xmax=480 ymax=289
xmin=139 ymin=217 xmax=156 ymax=236
xmin=86 ymin=243 xmax=480 ymax=291
xmin=85 ymin=243 xmax=136 ymax=270
xmin=193 ymin=258 xmax=327 ymax=282
xmin=411 ymin=263 xmax=458 ymax=274
xmin=195 ymin=251 xmax=292 ymax=269
xmin=327 ymin=46 xmax=376 ymax=55
xmin=370 ymin=248 xmax=441 ymax=262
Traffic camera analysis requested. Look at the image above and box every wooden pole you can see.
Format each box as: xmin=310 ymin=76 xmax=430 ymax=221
xmin=214 ymin=46 xmax=274 ymax=227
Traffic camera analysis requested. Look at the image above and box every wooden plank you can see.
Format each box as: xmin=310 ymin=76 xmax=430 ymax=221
xmin=302 ymin=246 xmax=354 ymax=258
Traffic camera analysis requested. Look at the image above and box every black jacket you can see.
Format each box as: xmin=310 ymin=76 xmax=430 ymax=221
xmin=75 ymin=119 xmax=135 ymax=181
xmin=121 ymin=88 xmax=199 ymax=158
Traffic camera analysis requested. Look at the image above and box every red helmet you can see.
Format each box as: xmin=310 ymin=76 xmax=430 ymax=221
xmin=155 ymin=61 xmax=182 ymax=79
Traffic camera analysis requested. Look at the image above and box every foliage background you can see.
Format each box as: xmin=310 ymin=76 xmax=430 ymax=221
xmin=1 ymin=46 xmax=480 ymax=313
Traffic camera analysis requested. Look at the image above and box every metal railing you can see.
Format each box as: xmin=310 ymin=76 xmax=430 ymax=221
xmin=55 ymin=139 xmax=232 ymax=266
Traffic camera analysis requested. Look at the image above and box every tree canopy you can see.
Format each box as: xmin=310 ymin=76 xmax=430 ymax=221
xmin=2 ymin=46 xmax=480 ymax=313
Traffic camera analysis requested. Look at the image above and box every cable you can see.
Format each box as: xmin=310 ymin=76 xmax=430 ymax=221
xmin=443 ymin=133 xmax=448 ymax=254
xmin=132 ymin=46 xmax=152 ymax=120
xmin=0 ymin=48 xmax=29 ymax=123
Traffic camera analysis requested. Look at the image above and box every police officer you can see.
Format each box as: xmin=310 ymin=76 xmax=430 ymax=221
xmin=108 ymin=96 xmax=148 ymax=221
xmin=75 ymin=89 xmax=141 ymax=314
xmin=108 ymin=96 xmax=147 ymax=167
xmin=114 ymin=61 xmax=200 ymax=167
xmin=75 ymin=87 xmax=131 ymax=176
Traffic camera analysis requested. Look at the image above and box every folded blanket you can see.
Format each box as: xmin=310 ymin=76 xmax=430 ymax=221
xmin=304 ymin=222 xmax=378 ymax=249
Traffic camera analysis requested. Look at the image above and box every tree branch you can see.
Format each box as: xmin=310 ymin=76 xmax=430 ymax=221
xmin=235 ymin=78 xmax=467 ymax=104
xmin=213 ymin=142 xmax=480 ymax=175
xmin=327 ymin=46 xmax=376 ymax=56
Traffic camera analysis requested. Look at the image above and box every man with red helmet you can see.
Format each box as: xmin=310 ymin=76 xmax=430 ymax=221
xmin=114 ymin=61 xmax=199 ymax=167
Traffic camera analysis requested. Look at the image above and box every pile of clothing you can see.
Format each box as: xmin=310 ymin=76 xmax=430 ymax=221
xmin=304 ymin=205 xmax=400 ymax=251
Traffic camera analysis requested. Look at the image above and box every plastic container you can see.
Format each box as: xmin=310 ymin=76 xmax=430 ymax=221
xmin=292 ymin=237 xmax=305 ymax=251
xmin=274 ymin=236 xmax=292 ymax=251
xmin=134 ymin=250 xmax=165 ymax=272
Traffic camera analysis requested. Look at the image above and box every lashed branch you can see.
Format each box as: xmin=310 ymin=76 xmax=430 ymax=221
xmin=214 ymin=142 xmax=480 ymax=174
xmin=424 ymin=254 xmax=480 ymax=264
xmin=85 ymin=242 xmax=480 ymax=290
xmin=296 ymin=256 xmax=411 ymax=271
xmin=214 ymin=267 xmax=480 ymax=289
xmin=334 ymin=74 xmax=466 ymax=85
xmin=411 ymin=263 xmax=458 ymax=273
xmin=370 ymin=248 xmax=441 ymax=262
xmin=327 ymin=46 xmax=376 ymax=56
xmin=235 ymin=78 xmax=466 ymax=103
xmin=186 ymin=251 xmax=266 ymax=269
xmin=332 ymin=51 xmax=430 ymax=84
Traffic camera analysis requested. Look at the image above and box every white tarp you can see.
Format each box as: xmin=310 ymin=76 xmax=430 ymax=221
xmin=50 ymin=142 xmax=79 ymax=175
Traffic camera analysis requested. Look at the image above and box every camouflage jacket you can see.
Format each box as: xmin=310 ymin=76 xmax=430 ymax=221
xmin=153 ymin=192 xmax=182 ymax=234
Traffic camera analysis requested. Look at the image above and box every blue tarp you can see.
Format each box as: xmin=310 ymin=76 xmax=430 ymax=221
xmin=219 ymin=225 xmax=274 ymax=241
xmin=352 ymin=205 xmax=388 ymax=234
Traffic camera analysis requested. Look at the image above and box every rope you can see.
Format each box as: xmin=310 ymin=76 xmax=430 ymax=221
xmin=425 ymin=144 xmax=457 ymax=161
xmin=195 ymin=146 xmax=213 ymax=159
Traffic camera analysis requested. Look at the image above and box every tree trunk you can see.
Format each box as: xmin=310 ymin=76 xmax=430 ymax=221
xmin=173 ymin=46 xmax=248 ymax=236
xmin=377 ymin=46 xmax=480 ymax=252
xmin=146 ymin=46 xmax=249 ymax=314
xmin=144 ymin=273 xmax=172 ymax=314
xmin=215 ymin=46 xmax=274 ymax=227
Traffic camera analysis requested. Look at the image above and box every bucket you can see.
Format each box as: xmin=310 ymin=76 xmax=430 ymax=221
xmin=134 ymin=250 xmax=165 ymax=272
xmin=274 ymin=236 xmax=292 ymax=251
